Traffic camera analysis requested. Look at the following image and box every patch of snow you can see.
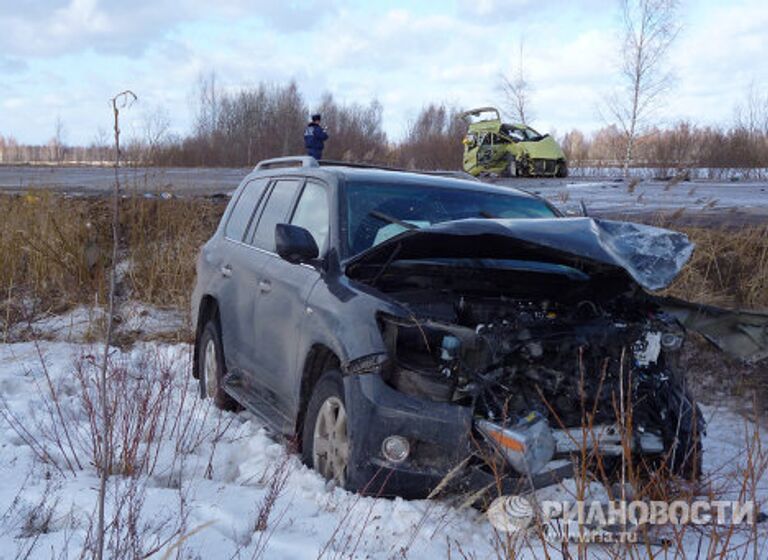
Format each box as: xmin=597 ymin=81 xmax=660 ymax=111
xmin=6 ymin=306 xmax=105 ymax=342
xmin=6 ymin=302 xmax=186 ymax=343
xmin=117 ymin=301 xmax=187 ymax=336
xmin=0 ymin=340 xmax=766 ymax=558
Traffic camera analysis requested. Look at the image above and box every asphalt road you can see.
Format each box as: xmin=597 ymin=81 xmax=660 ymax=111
xmin=0 ymin=165 xmax=247 ymax=196
xmin=1 ymin=165 xmax=766 ymax=225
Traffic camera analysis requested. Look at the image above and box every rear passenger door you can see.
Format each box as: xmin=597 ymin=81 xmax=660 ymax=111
xmin=217 ymin=178 xmax=270 ymax=371
xmin=251 ymin=179 xmax=330 ymax=427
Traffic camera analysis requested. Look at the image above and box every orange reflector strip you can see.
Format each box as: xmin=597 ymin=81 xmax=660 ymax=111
xmin=488 ymin=430 xmax=525 ymax=453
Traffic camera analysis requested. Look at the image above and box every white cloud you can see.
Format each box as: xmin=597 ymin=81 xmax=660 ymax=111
xmin=0 ymin=0 xmax=338 ymax=57
xmin=1 ymin=0 xmax=766 ymax=143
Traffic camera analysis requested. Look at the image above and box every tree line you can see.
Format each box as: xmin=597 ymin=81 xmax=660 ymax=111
xmin=1 ymin=76 xmax=767 ymax=173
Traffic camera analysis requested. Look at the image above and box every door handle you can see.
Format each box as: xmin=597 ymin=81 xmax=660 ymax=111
xmin=221 ymin=265 xmax=232 ymax=278
xmin=258 ymin=279 xmax=272 ymax=293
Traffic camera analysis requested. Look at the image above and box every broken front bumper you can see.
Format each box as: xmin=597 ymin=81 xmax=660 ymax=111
xmin=343 ymin=372 xmax=670 ymax=499
xmin=343 ymin=372 xmax=473 ymax=498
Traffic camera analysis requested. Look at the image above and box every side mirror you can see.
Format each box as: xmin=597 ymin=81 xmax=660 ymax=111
xmin=275 ymin=223 xmax=319 ymax=264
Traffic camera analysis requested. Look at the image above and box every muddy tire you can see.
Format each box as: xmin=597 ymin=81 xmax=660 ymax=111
xmin=301 ymin=369 xmax=354 ymax=489
xmin=197 ymin=320 xmax=240 ymax=411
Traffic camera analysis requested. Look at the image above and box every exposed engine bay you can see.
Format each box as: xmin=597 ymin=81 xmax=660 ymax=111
xmin=343 ymin=216 xmax=768 ymax=482
xmin=376 ymin=267 xmax=692 ymax=476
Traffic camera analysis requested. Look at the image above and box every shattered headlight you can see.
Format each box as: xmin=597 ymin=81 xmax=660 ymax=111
xmin=633 ymin=315 xmax=685 ymax=368
xmin=378 ymin=314 xmax=477 ymax=401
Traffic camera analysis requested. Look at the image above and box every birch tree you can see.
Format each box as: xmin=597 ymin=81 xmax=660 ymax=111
xmin=608 ymin=0 xmax=680 ymax=175
xmin=500 ymin=41 xmax=532 ymax=125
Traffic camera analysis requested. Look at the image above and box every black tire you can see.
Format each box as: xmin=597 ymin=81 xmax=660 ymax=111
xmin=301 ymin=369 xmax=355 ymax=489
xmin=556 ymin=161 xmax=569 ymax=178
xmin=664 ymin=384 xmax=704 ymax=480
xmin=516 ymin=156 xmax=531 ymax=177
xmin=197 ymin=320 xmax=240 ymax=411
xmin=501 ymin=155 xmax=516 ymax=178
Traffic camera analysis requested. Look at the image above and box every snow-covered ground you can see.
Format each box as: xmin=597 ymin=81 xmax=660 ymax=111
xmin=1 ymin=330 xmax=767 ymax=557
xmin=532 ymin=179 xmax=768 ymax=220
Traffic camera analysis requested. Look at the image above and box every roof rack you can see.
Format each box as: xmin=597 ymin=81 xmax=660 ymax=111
xmin=254 ymin=156 xmax=319 ymax=171
xmin=252 ymin=156 xmax=479 ymax=181
xmin=317 ymin=159 xmax=479 ymax=181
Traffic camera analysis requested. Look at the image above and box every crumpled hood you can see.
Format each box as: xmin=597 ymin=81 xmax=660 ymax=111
xmin=346 ymin=217 xmax=694 ymax=291
xmin=520 ymin=135 xmax=565 ymax=160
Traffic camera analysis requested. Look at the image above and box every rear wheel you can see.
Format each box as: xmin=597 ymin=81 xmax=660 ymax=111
xmin=301 ymin=370 xmax=353 ymax=488
xmin=556 ymin=161 xmax=569 ymax=178
xmin=197 ymin=320 xmax=239 ymax=411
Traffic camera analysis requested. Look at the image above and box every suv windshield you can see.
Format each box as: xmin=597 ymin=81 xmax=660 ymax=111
xmin=345 ymin=181 xmax=557 ymax=256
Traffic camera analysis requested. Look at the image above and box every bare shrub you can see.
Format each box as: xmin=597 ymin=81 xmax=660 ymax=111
xmin=0 ymin=340 xmax=226 ymax=558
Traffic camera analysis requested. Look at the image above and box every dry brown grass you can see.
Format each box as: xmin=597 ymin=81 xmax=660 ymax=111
xmin=121 ymin=196 xmax=225 ymax=309
xmin=0 ymin=192 xmax=111 ymax=326
xmin=663 ymin=226 xmax=768 ymax=310
xmin=2 ymin=191 xmax=765 ymax=336
xmin=0 ymin=192 xmax=225 ymax=333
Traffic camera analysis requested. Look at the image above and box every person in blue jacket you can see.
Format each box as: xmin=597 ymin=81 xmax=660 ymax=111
xmin=304 ymin=113 xmax=329 ymax=159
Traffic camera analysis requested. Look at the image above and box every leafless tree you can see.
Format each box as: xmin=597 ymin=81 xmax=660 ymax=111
xmin=94 ymin=89 xmax=137 ymax=560
xmin=316 ymin=93 xmax=387 ymax=162
xmin=49 ymin=116 xmax=66 ymax=162
xmin=141 ymin=105 xmax=172 ymax=163
xmin=397 ymin=104 xmax=466 ymax=170
xmin=734 ymin=81 xmax=768 ymax=135
xmin=500 ymin=41 xmax=532 ymax=125
xmin=607 ymin=0 xmax=680 ymax=175
xmin=90 ymin=127 xmax=111 ymax=163
xmin=194 ymin=71 xmax=219 ymax=142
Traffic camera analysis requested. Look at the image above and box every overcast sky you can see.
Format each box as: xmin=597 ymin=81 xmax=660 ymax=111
xmin=1 ymin=0 xmax=766 ymax=145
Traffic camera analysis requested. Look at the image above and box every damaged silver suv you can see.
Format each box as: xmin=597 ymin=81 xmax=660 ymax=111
xmin=191 ymin=156 xmax=731 ymax=499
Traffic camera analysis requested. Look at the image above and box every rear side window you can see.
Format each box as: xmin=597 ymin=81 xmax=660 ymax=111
xmin=291 ymin=182 xmax=330 ymax=251
xmin=225 ymin=179 xmax=268 ymax=241
xmin=251 ymin=179 xmax=301 ymax=251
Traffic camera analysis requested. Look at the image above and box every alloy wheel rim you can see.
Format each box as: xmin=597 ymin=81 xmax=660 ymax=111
xmin=312 ymin=396 xmax=349 ymax=486
xmin=204 ymin=339 xmax=218 ymax=398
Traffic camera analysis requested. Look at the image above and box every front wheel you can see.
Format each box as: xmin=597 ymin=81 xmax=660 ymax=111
xmin=301 ymin=370 xmax=353 ymax=489
xmin=664 ymin=384 xmax=703 ymax=480
xmin=501 ymin=155 xmax=517 ymax=178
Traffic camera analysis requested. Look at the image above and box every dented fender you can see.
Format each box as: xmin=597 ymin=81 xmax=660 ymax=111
xmin=657 ymin=296 xmax=768 ymax=363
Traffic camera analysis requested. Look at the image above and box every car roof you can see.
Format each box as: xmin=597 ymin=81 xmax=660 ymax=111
xmin=250 ymin=164 xmax=541 ymax=201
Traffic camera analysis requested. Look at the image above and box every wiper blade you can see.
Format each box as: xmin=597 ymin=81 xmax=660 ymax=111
xmin=369 ymin=211 xmax=420 ymax=231
xmin=371 ymin=242 xmax=402 ymax=287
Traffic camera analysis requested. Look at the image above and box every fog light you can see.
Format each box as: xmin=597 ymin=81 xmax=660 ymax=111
xmin=381 ymin=436 xmax=410 ymax=463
